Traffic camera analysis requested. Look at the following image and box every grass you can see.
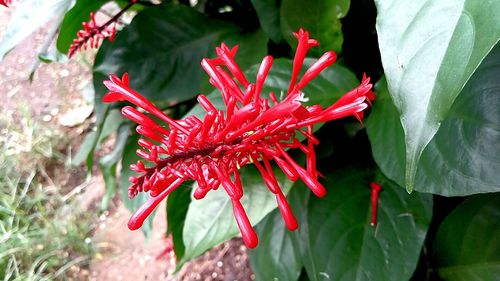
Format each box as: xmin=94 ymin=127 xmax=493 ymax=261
xmin=0 ymin=109 xmax=94 ymax=280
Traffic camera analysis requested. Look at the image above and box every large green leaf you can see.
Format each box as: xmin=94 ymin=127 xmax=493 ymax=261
xmin=366 ymin=44 xmax=500 ymax=196
xmin=250 ymin=0 xmax=283 ymax=43
xmin=280 ymin=0 xmax=350 ymax=54
xmin=298 ymin=171 xmax=432 ymax=281
xmin=56 ymin=0 xmax=110 ymax=53
xmin=432 ymin=193 xmax=500 ymax=281
xmin=375 ymin=0 xmax=500 ymax=192
xmin=93 ymin=3 xmax=267 ymax=104
xmin=249 ymin=208 xmax=303 ymax=281
xmin=0 ymin=0 xmax=75 ymax=61
xmin=181 ymin=165 xmax=293 ymax=264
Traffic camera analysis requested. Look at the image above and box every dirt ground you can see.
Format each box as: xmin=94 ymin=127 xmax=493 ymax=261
xmin=0 ymin=8 xmax=254 ymax=281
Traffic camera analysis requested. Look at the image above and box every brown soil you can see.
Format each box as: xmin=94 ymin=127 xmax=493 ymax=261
xmin=0 ymin=8 xmax=254 ymax=281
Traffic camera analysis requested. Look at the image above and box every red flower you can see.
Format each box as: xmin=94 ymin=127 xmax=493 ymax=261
xmin=68 ymin=12 xmax=116 ymax=58
xmin=103 ymin=29 xmax=375 ymax=248
xmin=0 ymin=0 xmax=11 ymax=7
xmin=68 ymin=0 xmax=137 ymax=58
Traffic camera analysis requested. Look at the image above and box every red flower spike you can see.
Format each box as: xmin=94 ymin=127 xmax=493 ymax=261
xmin=103 ymin=29 xmax=375 ymax=248
xmin=0 ymin=0 xmax=11 ymax=7
xmin=370 ymin=182 xmax=382 ymax=226
xmin=68 ymin=1 xmax=137 ymax=58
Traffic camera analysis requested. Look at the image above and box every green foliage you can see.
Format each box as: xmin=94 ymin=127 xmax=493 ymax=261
xmin=297 ymin=172 xmax=432 ymax=281
xmin=375 ymin=0 xmax=500 ymax=192
xmin=249 ymin=207 xmax=302 ymax=281
xmin=249 ymin=169 xmax=433 ymax=281
xmin=56 ymin=0 xmax=110 ymax=53
xmin=119 ymin=132 xmax=156 ymax=238
xmin=93 ymin=3 xmax=267 ymax=105
xmin=250 ymin=0 xmax=283 ymax=43
xmin=366 ymin=44 xmax=500 ymax=195
xmin=432 ymin=193 xmax=500 ymax=280
xmin=166 ymin=186 xmax=192 ymax=261
xmin=99 ymin=123 xmax=130 ymax=210
xmin=281 ymin=0 xmax=350 ymax=54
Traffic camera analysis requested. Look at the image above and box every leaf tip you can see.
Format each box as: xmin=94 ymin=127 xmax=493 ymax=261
xmin=405 ymin=163 xmax=416 ymax=194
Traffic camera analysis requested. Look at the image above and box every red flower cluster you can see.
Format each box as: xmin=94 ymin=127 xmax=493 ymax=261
xmin=68 ymin=12 xmax=117 ymax=58
xmin=0 ymin=0 xmax=11 ymax=7
xmin=68 ymin=0 xmax=137 ymax=58
xmin=103 ymin=29 xmax=375 ymax=248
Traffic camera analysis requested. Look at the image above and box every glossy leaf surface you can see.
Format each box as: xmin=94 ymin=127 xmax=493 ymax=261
xmin=298 ymin=171 xmax=432 ymax=281
xmin=375 ymin=0 xmax=500 ymax=192
xmin=249 ymin=208 xmax=302 ymax=281
xmin=366 ymin=44 xmax=500 ymax=195
xmin=433 ymin=193 xmax=500 ymax=281
xmin=281 ymin=0 xmax=350 ymax=54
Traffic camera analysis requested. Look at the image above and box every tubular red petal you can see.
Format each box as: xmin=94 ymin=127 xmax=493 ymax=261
xmin=274 ymin=156 xmax=299 ymax=181
xmin=252 ymin=158 xmax=279 ymax=194
xmin=217 ymin=44 xmax=249 ymax=87
xmin=287 ymin=29 xmax=318 ymax=95
xmin=296 ymin=51 xmax=337 ymax=92
xmin=197 ymin=94 xmax=217 ymax=113
xmin=254 ymin=56 xmax=274 ymax=100
xmin=136 ymin=125 xmax=165 ymax=143
xmin=128 ymin=178 xmax=184 ymax=230
xmin=216 ymin=67 xmax=245 ymax=103
xmin=104 ymin=75 xmax=188 ymax=134
xmin=193 ymin=186 xmax=211 ymax=199
xmin=306 ymin=126 xmax=318 ymax=179
xmin=370 ymin=182 xmax=382 ymax=226
xmin=121 ymin=106 xmax=171 ymax=136
xmin=276 ymin=144 xmax=326 ymax=197
xmin=231 ymin=200 xmax=258 ymax=248
xmin=276 ymin=191 xmax=298 ymax=231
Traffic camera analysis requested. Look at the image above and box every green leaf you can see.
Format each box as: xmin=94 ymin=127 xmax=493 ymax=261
xmin=181 ymin=165 xmax=293 ymax=264
xmin=366 ymin=43 xmax=500 ymax=196
xmin=249 ymin=208 xmax=303 ymax=281
xmin=375 ymin=0 xmax=500 ymax=192
xmin=72 ymin=108 xmax=123 ymax=171
xmin=0 ymin=0 xmax=75 ymax=61
xmin=298 ymin=170 xmax=432 ymax=281
xmin=119 ymin=132 xmax=155 ymax=238
xmin=166 ymin=185 xmax=192 ymax=261
xmin=93 ymin=3 xmax=267 ymax=104
xmin=56 ymin=0 xmax=110 ymax=53
xmin=280 ymin=0 xmax=350 ymax=54
xmin=251 ymin=0 xmax=283 ymax=43
xmin=72 ymin=131 xmax=98 ymax=167
xmin=433 ymin=193 xmax=500 ymax=281
xmin=99 ymin=124 xmax=130 ymax=210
